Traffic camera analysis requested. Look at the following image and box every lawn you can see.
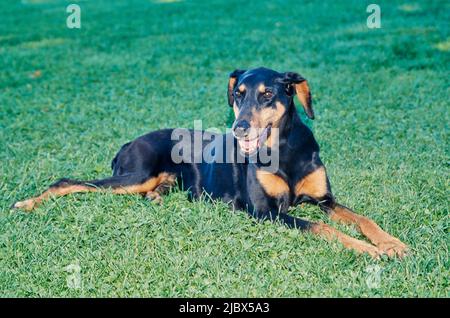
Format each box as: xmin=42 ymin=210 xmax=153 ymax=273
xmin=0 ymin=0 xmax=449 ymax=297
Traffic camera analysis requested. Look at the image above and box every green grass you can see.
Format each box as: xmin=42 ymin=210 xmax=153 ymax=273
xmin=1 ymin=0 xmax=449 ymax=297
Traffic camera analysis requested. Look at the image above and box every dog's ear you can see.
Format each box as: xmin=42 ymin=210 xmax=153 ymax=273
xmin=228 ymin=69 xmax=246 ymax=107
xmin=282 ymin=72 xmax=314 ymax=119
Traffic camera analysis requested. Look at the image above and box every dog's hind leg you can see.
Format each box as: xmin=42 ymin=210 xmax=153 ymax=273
xmin=144 ymin=173 xmax=177 ymax=204
xmin=11 ymin=172 xmax=174 ymax=211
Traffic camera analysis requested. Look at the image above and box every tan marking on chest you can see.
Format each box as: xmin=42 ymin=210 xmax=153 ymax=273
xmin=256 ymin=170 xmax=289 ymax=197
xmin=295 ymin=166 xmax=327 ymax=198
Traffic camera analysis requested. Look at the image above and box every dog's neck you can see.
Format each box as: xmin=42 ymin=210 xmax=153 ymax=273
xmin=279 ymin=99 xmax=302 ymax=146
xmin=267 ymin=99 xmax=311 ymax=172
xmin=253 ymin=99 xmax=299 ymax=170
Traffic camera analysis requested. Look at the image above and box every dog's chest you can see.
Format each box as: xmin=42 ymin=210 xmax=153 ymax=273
xmin=247 ymin=168 xmax=294 ymax=212
xmin=254 ymin=170 xmax=291 ymax=197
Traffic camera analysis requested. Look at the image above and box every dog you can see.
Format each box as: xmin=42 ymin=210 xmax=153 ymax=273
xmin=12 ymin=67 xmax=408 ymax=258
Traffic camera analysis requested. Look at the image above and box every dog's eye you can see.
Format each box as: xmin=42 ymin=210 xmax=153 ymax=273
xmin=235 ymin=91 xmax=242 ymax=98
xmin=263 ymin=91 xmax=273 ymax=99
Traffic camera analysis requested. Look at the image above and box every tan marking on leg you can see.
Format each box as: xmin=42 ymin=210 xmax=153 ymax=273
xmin=12 ymin=173 xmax=176 ymax=212
xmin=256 ymin=170 xmax=289 ymax=197
xmin=144 ymin=173 xmax=176 ymax=204
xmin=311 ymin=223 xmax=382 ymax=258
xmin=145 ymin=191 xmax=163 ymax=204
xmin=111 ymin=173 xmax=175 ymax=194
xmin=295 ymin=166 xmax=328 ymax=198
xmin=155 ymin=173 xmax=177 ymax=194
xmin=111 ymin=177 xmax=158 ymax=194
xmin=329 ymin=204 xmax=408 ymax=258
xmin=12 ymin=184 xmax=95 ymax=212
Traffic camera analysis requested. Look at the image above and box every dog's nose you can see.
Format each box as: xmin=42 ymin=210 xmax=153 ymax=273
xmin=233 ymin=120 xmax=251 ymax=138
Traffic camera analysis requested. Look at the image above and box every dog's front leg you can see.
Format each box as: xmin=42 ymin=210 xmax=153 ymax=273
xmin=248 ymin=209 xmax=382 ymax=258
xmin=318 ymin=199 xmax=409 ymax=258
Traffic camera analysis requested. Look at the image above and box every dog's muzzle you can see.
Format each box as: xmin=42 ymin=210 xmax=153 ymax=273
xmin=232 ymin=123 xmax=272 ymax=154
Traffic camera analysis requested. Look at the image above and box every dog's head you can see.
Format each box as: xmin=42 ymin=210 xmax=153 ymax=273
xmin=228 ymin=67 xmax=313 ymax=154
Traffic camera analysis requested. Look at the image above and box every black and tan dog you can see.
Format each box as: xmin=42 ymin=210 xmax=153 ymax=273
xmin=12 ymin=67 xmax=407 ymax=258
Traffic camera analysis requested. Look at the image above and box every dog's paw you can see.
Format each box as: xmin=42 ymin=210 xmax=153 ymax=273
xmin=11 ymin=199 xmax=36 ymax=211
xmin=145 ymin=192 xmax=163 ymax=205
xmin=377 ymin=238 xmax=408 ymax=258
xmin=355 ymin=241 xmax=384 ymax=259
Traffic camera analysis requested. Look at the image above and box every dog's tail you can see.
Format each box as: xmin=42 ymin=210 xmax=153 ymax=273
xmin=11 ymin=172 xmax=170 ymax=211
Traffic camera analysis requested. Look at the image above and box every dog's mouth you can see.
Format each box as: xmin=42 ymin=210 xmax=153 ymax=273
xmin=236 ymin=124 xmax=272 ymax=155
